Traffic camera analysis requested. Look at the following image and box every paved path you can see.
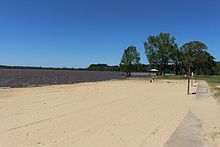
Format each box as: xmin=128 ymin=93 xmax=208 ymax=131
xmin=196 ymin=81 xmax=210 ymax=100
xmin=164 ymin=81 xmax=211 ymax=147
xmin=164 ymin=112 xmax=211 ymax=147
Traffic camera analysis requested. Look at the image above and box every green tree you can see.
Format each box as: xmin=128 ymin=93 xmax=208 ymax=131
xmin=169 ymin=45 xmax=183 ymax=75
xmin=144 ymin=33 xmax=177 ymax=75
xmin=197 ymin=51 xmax=216 ymax=75
xmin=181 ymin=41 xmax=216 ymax=75
xmin=214 ymin=62 xmax=220 ymax=75
xmin=144 ymin=36 xmax=159 ymax=68
xmin=120 ymin=46 xmax=140 ymax=77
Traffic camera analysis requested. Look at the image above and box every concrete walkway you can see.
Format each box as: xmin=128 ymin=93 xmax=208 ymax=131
xmin=196 ymin=81 xmax=210 ymax=100
xmin=164 ymin=81 xmax=211 ymax=147
xmin=164 ymin=112 xmax=211 ymax=147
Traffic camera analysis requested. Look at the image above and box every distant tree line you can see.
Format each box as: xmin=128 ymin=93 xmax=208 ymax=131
xmin=0 ymin=64 xmax=150 ymax=73
xmin=120 ymin=32 xmax=218 ymax=76
xmin=0 ymin=64 xmax=120 ymax=72
xmin=0 ymin=65 xmax=75 ymax=70
xmin=87 ymin=64 xmax=120 ymax=71
xmin=87 ymin=63 xmax=150 ymax=73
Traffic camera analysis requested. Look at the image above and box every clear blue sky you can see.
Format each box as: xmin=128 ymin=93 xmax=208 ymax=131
xmin=0 ymin=0 xmax=219 ymax=68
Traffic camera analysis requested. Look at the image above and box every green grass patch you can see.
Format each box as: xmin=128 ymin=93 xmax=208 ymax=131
xmin=196 ymin=75 xmax=220 ymax=98
xmin=196 ymin=75 xmax=220 ymax=83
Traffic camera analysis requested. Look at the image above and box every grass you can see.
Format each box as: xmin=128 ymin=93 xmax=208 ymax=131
xmin=196 ymin=75 xmax=220 ymax=98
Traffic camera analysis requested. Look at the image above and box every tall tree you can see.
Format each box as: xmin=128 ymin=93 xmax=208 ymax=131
xmin=214 ymin=62 xmax=220 ymax=75
xmin=169 ymin=45 xmax=183 ymax=75
xmin=144 ymin=33 xmax=177 ymax=75
xmin=144 ymin=36 xmax=159 ymax=68
xmin=120 ymin=46 xmax=140 ymax=77
xmin=197 ymin=51 xmax=216 ymax=75
xmin=181 ymin=41 xmax=216 ymax=75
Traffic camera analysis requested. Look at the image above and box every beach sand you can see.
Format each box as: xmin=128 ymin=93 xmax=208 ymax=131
xmin=191 ymin=94 xmax=220 ymax=147
xmin=0 ymin=79 xmax=219 ymax=147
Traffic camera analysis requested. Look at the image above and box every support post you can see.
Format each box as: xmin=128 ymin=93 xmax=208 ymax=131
xmin=187 ymin=77 xmax=190 ymax=95
xmin=187 ymin=69 xmax=191 ymax=95
xmin=191 ymin=72 xmax=194 ymax=86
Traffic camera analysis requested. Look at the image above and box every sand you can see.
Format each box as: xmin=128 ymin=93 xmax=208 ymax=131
xmin=0 ymin=79 xmax=219 ymax=147
xmin=191 ymin=94 xmax=220 ymax=147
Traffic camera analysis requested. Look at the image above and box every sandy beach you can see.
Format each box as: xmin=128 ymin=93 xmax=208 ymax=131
xmin=0 ymin=79 xmax=219 ymax=147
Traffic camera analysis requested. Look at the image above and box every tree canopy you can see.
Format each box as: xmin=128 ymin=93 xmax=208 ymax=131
xmin=76 ymin=36 xmax=217 ymax=75
xmin=144 ymin=33 xmax=177 ymax=75
xmin=144 ymin=33 xmax=216 ymax=75
xmin=181 ymin=41 xmax=216 ymax=75
xmin=120 ymin=46 xmax=140 ymax=77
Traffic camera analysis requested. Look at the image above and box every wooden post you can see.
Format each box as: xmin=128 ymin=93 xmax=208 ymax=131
xmin=187 ymin=69 xmax=190 ymax=95
xmin=187 ymin=77 xmax=190 ymax=95
xmin=191 ymin=72 xmax=194 ymax=87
